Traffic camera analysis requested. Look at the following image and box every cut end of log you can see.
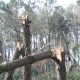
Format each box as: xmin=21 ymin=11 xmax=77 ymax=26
xmin=19 ymin=15 xmax=31 ymax=26
xmin=19 ymin=15 xmax=28 ymax=20
xmin=16 ymin=41 xmax=20 ymax=48
xmin=51 ymin=48 xmax=64 ymax=64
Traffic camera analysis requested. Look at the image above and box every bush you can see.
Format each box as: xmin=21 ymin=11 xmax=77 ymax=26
xmin=31 ymin=67 xmax=38 ymax=76
xmin=32 ymin=70 xmax=56 ymax=80
xmin=67 ymin=71 xmax=80 ymax=80
xmin=0 ymin=72 xmax=5 ymax=80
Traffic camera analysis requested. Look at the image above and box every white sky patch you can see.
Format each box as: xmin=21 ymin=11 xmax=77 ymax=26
xmin=57 ymin=0 xmax=77 ymax=8
xmin=2 ymin=0 xmax=10 ymax=3
xmin=2 ymin=0 xmax=77 ymax=9
xmin=18 ymin=7 xmax=25 ymax=17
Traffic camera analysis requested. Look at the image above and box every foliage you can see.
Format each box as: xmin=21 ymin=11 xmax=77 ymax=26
xmin=31 ymin=67 xmax=38 ymax=76
xmin=0 ymin=72 xmax=5 ymax=80
xmin=77 ymin=0 xmax=80 ymax=5
xmin=13 ymin=68 xmax=23 ymax=80
xmin=32 ymin=70 xmax=56 ymax=80
xmin=13 ymin=67 xmax=38 ymax=80
xmin=50 ymin=6 xmax=70 ymax=36
xmin=67 ymin=71 xmax=80 ymax=80
xmin=72 ymin=42 xmax=79 ymax=53
xmin=32 ymin=70 xmax=80 ymax=80
xmin=0 ymin=70 xmax=80 ymax=80
xmin=0 ymin=1 xmax=12 ymax=14
xmin=0 ymin=0 xmax=80 ymax=80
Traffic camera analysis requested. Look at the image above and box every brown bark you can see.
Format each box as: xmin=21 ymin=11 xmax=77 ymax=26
xmin=0 ymin=51 xmax=55 ymax=74
xmin=0 ymin=50 xmax=66 ymax=80
xmin=55 ymin=51 xmax=66 ymax=80
xmin=4 ymin=42 xmax=23 ymax=80
xmin=21 ymin=16 xmax=31 ymax=80
xmin=54 ymin=35 xmax=66 ymax=80
xmin=59 ymin=52 xmax=66 ymax=80
xmin=0 ymin=41 xmax=3 ymax=63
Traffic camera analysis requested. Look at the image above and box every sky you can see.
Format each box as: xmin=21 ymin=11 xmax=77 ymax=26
xmin=2 ymin=0 xmax=77 ymax=8
xmin=57 ymin=0 xmax=77 ymax=8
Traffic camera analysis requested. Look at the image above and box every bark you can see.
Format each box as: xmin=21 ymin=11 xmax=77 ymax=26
xmin=0 ymin=31 xmax=3 ymax=63
xmin=0 ymin=50 xmax=66 ymax=80
xmin=22 ymin=16 xmax=31 ymax=80
xmin=0 ymin=41 xmax=3 ymax=63
xmin=55 ymin=51 xmax=66 ymax=80
xmin=4 ymin=42 xmax=23 ymax=80
xmin=0 ymin=51 xmax=56 ymax=74
xmin=59 ymin=52 xmax=66 ymax=80
xmin=54 ymin=32 xmax=66 ymax=80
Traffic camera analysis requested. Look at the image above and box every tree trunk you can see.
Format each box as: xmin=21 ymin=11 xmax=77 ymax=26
xmin=0 ymin=41 xmax=3 ymax=63
xmin=56 ymin=51 xmax=66 ymax=80
xmin=0 ymin=51 xmax=54 ymax=73
xmin=22 ymin=16 xmax=31 ymax=80
xmin=59 ymin=52 xmax=66 ymax=80
xmin=4 ymin=42 xmax=23 ymax=80
xmin=0 ymin=31 xmax=3 ymax=63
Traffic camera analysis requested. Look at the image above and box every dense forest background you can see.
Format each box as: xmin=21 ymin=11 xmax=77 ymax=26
xmin=0 ymin=0 xmax=80 ymax=80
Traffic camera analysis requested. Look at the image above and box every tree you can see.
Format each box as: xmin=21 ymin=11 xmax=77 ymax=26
xmin=1 ymin=0 xmax=77 ymax=80
xmin=20 ymin=15 xmax=31 ymax=80
xmin=0 ymin=14 xmax=66 ymax=80
xmin=0 ymin=48 xmax=66 ymax=80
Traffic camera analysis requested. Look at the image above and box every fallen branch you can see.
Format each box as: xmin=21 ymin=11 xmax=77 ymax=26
xmin=0 ymin=51 xmax=55 ymax=74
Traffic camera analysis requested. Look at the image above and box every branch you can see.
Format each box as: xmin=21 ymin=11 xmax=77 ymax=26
xmin=0 ymin=51 xmax=56 ymax=74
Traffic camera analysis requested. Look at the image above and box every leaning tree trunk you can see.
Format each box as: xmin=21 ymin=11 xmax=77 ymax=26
xmin=4 ymin=42 xmax=23 ymax=80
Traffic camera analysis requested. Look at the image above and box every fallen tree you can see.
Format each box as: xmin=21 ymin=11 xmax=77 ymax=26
xmin=2 ymin=15 xmax=66 ymax=80
xmin=0 ymin=48 xmax=66 ymax=80
xmin=0 ymin=51 xmax=53 ymax=73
